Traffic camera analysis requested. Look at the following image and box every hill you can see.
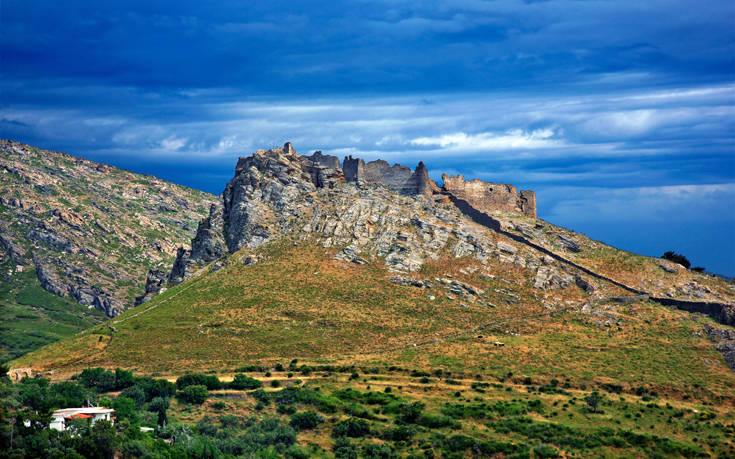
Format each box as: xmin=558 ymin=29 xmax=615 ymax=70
xmin=8 ymin=143 xmax=735 ymax=457
xmin=0 ymin=140 xmax=216 ymax=360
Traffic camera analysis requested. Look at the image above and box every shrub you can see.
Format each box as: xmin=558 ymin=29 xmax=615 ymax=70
xmin=120 ymin=385 xmax=146 ymax=408
xmin=381 ymin=424 xmax=415 ymax=442
xmin=229 ymin=374 xmax=263 ymax=390
xmin=290 ymin=411 xmax=323 ymax=431
xmin=601 ymin=383 xmax=623 ymax=394
xmin=416 ymin=413 xmax=456 ymax=428
xmin=285 ymin=445 xmax=310 ymax=459
xmin=534 ymin=444 xmax=560 ymax=458
xmin=396 ymin=402 xmax=425 ymax=423
xmin=277 ymin=404 xmax=297 ymax=414
xmin=219 ymin=414 xmax=240 ymax=427
xmin=178 ymin=385 xmax=209 ymax=404
xmin=662 ymin=251 xmax=691 ymax=269
xmin=177 ymin=373 xmax=222 ymax=390
xmin=362 ymin=442 xmax=396 ymax=458
xmin=334 ymin=437 xmax=359 ymax=459
xmin=333 ymin=418 xmax=371 ymax=438
xmin=212 ymin=401 xmax=226 ymax=411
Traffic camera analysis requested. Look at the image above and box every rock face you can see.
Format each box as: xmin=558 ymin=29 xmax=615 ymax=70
xmin=0 ymin=140 xmax=215 ymax=317
xmin=168 ymin=143 xmax=540 ymax=283
xmin=135 ymin=269 xmax=168 ymax=305
xmin=441 ymin=174 xmax=536 ymax=218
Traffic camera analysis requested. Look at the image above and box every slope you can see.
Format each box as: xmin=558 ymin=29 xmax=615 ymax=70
xmin=10 ymin=143 xmax=735 ymax=456
xmin=0 ymin=140 xmax=216 ymax=360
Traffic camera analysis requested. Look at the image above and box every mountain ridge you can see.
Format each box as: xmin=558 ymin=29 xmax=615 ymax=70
xmin=154 ymin=142 xmax=733 ymax=327
xmin=0 ymin=139 xmax=215 ymax=360
xmin=12 ymin=141 xmax=734 ymax=380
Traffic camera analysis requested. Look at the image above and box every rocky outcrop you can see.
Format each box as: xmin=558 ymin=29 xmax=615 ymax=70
xmin=0 ymin=139 xmax=215 ymax=317
xmin=441 ymin=174 xmax=536 ymax=218
xmin=167 ymin=142 xmax=543 ymax=285
xmin=135 ymin=269 xmax=168 ymax=305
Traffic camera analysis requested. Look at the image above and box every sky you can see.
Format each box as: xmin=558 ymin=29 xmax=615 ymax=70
xmin=1 ymin=1 xmax=734 ymax=275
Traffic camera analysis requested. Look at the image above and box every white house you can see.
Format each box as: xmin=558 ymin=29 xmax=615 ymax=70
xmin=50 ymin=407 xmax=115 ymax=431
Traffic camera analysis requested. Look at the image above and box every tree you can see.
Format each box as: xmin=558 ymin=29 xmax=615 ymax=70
xmin=120 ymin=385 xmax=145 ymax=408
xmin=111 ymin=397 xmax=139 ymax=423
xmin=114 ymin=369 xmax=136 ymax=390
xmin=662 ymin=251 xmax=691 ymax=269
xmin=229 ymin=374 xmax=263 ymax=390
xmin=149 ymin=397 xmax=170 ymax=427
xmin=177 ymin=385 xmax=209 ymax=404
xmin=584 ymin=391 xmax=602 ymax=413
xmin=289 ymin=411 xmax=323 ymax=431
xmin=78 ymin=420 xmax=120 ymax=459
xmin=398 ymin=402 xmax=425 ymax=423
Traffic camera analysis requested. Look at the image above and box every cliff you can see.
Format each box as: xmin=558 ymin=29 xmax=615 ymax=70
xmin=168 ymin=142 xmax=538 ymax=283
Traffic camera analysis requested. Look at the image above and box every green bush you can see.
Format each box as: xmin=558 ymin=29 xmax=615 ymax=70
xmin=333 ymin=418 xmax=371 ymax=438
xmin=362 ymin=442 xmax=396 ymax=458
xmin=176 ymin=373 xmax=222 ymax=390
xmin=397 ymin=402 xmax=425 ymax=423
xmin=381 ymin=424 xmax=415 ymax=442
xmin=178 ymin=385 xmax=209 ymax=404
xmin=229 ymin=374 xmax=263 ymax=390
xmin=534 ymin=444 xmax=560 ymax=458
xmin=289 ymin=411 xmax=323 ymax=431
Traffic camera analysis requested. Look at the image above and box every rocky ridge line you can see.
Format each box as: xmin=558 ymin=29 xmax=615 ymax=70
xmin=0 ymin=139 xmax=215 ymax=316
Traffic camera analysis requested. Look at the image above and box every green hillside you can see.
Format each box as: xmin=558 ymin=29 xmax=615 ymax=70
xmin=0 ymin=140 xmax=215 ymax=360
xmin=0 ymin=262 xmax=106 ymax=362
xmin=15 ymin=238 xmax=734 ymax=394
xmin=9 ymin=239 xmax=735 ymax=457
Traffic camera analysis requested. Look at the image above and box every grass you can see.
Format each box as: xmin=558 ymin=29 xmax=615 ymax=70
xmin=158 ymin=367 xmax=734 ymax=457
xmin=13 ymin=240 xmax=735 ymax=406
xmin=0 ymin=140 xmax=216 ymax=359
xmin=0 ymin=266 xmax=106 ymax=362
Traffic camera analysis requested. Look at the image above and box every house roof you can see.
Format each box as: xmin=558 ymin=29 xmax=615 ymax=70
xmin=52 ymin=407 xmax=115 ymax=417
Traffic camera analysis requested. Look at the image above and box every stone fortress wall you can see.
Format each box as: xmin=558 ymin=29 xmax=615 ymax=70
xmin=339 ymin=146 xmax=536 ymax=217
xmin=441 ymin=174 xmax=537 ymax=218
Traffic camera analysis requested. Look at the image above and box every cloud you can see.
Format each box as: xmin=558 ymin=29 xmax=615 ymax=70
xmin=410 ymin=129 xmax=562 ymax=151
xmin=159 ymin=136 xmax=188 ymax=151
xmin=543 ymin=183 xmax=735 ymax=223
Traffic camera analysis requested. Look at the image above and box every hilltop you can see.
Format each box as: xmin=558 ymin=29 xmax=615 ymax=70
xmin=14 ymin=143 xmax=734 ymax=374
xmin=0 ymin=140 xmax=215 ymax=360
xmin=8 ymin=142 xmax=735 ymax=457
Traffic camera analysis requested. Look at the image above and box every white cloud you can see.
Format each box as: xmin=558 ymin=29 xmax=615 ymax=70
xmin=410 ymin=129 xmax=562 ymax=151
xmin=159 ymin=136 xmax=187 ymax=151
xmin=544 ymin=183 xmax=735 ymax=223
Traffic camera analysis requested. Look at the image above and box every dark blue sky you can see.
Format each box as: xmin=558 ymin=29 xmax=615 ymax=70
xmin=2 ymin=1 xmax=734 ymax=275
